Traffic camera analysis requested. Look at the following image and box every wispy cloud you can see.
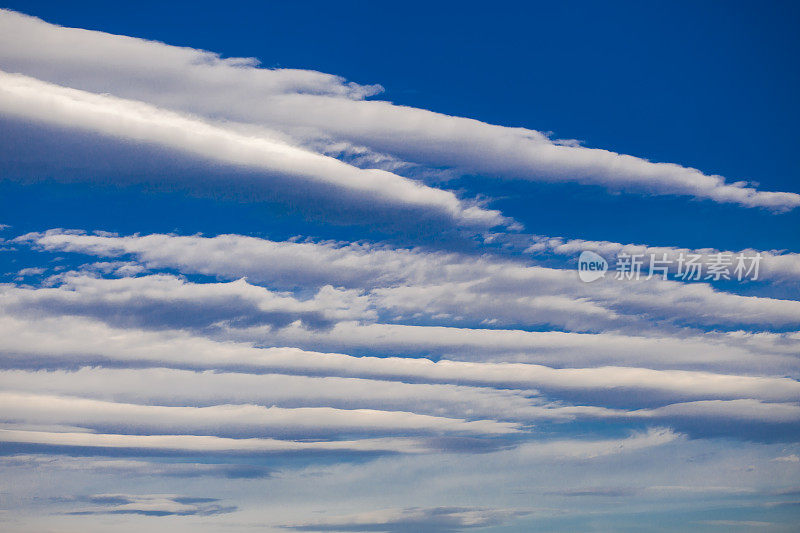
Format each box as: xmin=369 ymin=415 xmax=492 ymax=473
xmin=280 ymin=506 xmax=530 ymax=532
xmin=695 ymin=520 xmax=772 ymax=528
xmin=1 ymin=454 xmax=273 ymax=478
xmin=65 ymin=493 xmax=236 ymax=516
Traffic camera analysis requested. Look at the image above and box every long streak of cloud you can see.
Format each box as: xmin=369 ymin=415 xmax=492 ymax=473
xmin=0 ymin=70 xmax=504 ymax=227
xmin=0 ymin=9 xmax=797 ymax=210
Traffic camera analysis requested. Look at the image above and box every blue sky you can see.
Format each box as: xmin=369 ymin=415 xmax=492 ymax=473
xmin=0 ymin=2 xmax=799 ymax=532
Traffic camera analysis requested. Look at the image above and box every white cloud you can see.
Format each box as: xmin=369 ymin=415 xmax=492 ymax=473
xmin=0 ymin=10 xmax=381 ymax=101
xmin=515 ymin=427 xmax=680 ymax=460
xmin=2 ymin=272 xmax=375 ymax=328
xmin=1 ymin=312 xmax=798 ymax=402
xmin=1 ymin=9 xmax=796 ymax=210
xmin=17 ymin=230 xmax=494 ymax=288
xmin=0 ymin=454 xmax=273 ymax=478
xmin=0 ymin=428 xmax=432 ymax=454
xmin=0 ymin=71 xmax=505 ymax=228
xmin=0 ymin=391 xmax=521 ymax=437
xmin=6 ymin=268 xmax=799 ymax=374
xmin=526 ymin=235 xmax=800 ymax=283
xmin=15 ymin=267 xmax=45 ymax=277
xmin=631 ymin=399 xmax=800 ymax=423
xmin=280 ymin=506 xmax=529 ymax=531
xmin=0 ymin=367 xmax=549 ymax=422
xmin=1 ymin=8 xmax=799 ymax=531
xmin=18 ymin=231 xmax=800 ymax=335
xmin=2 ymin=368 xmax=795 ymax=426
xmin=3 ymin=424 xmax=799 ymax=532
xmin=368 ymin=278 xmax=800 ymax=331
xmin=67 ymin=493 xmax=235 ymax=516
xmin=234 ymin=320 xmax=798 ymax=373
xmin=696 ymin=520 xmax=772 ymax=528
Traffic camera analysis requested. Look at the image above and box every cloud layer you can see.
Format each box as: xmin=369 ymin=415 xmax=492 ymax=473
xmin=1 ymin=7 xmax=799 ymax=533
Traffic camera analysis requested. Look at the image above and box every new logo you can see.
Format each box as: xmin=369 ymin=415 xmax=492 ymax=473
xmin=577 ymin=250 xmax=608 ymax=282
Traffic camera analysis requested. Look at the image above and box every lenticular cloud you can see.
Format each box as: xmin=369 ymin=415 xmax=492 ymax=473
xmin=0 ymin=8 xmax=799 ymax=211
